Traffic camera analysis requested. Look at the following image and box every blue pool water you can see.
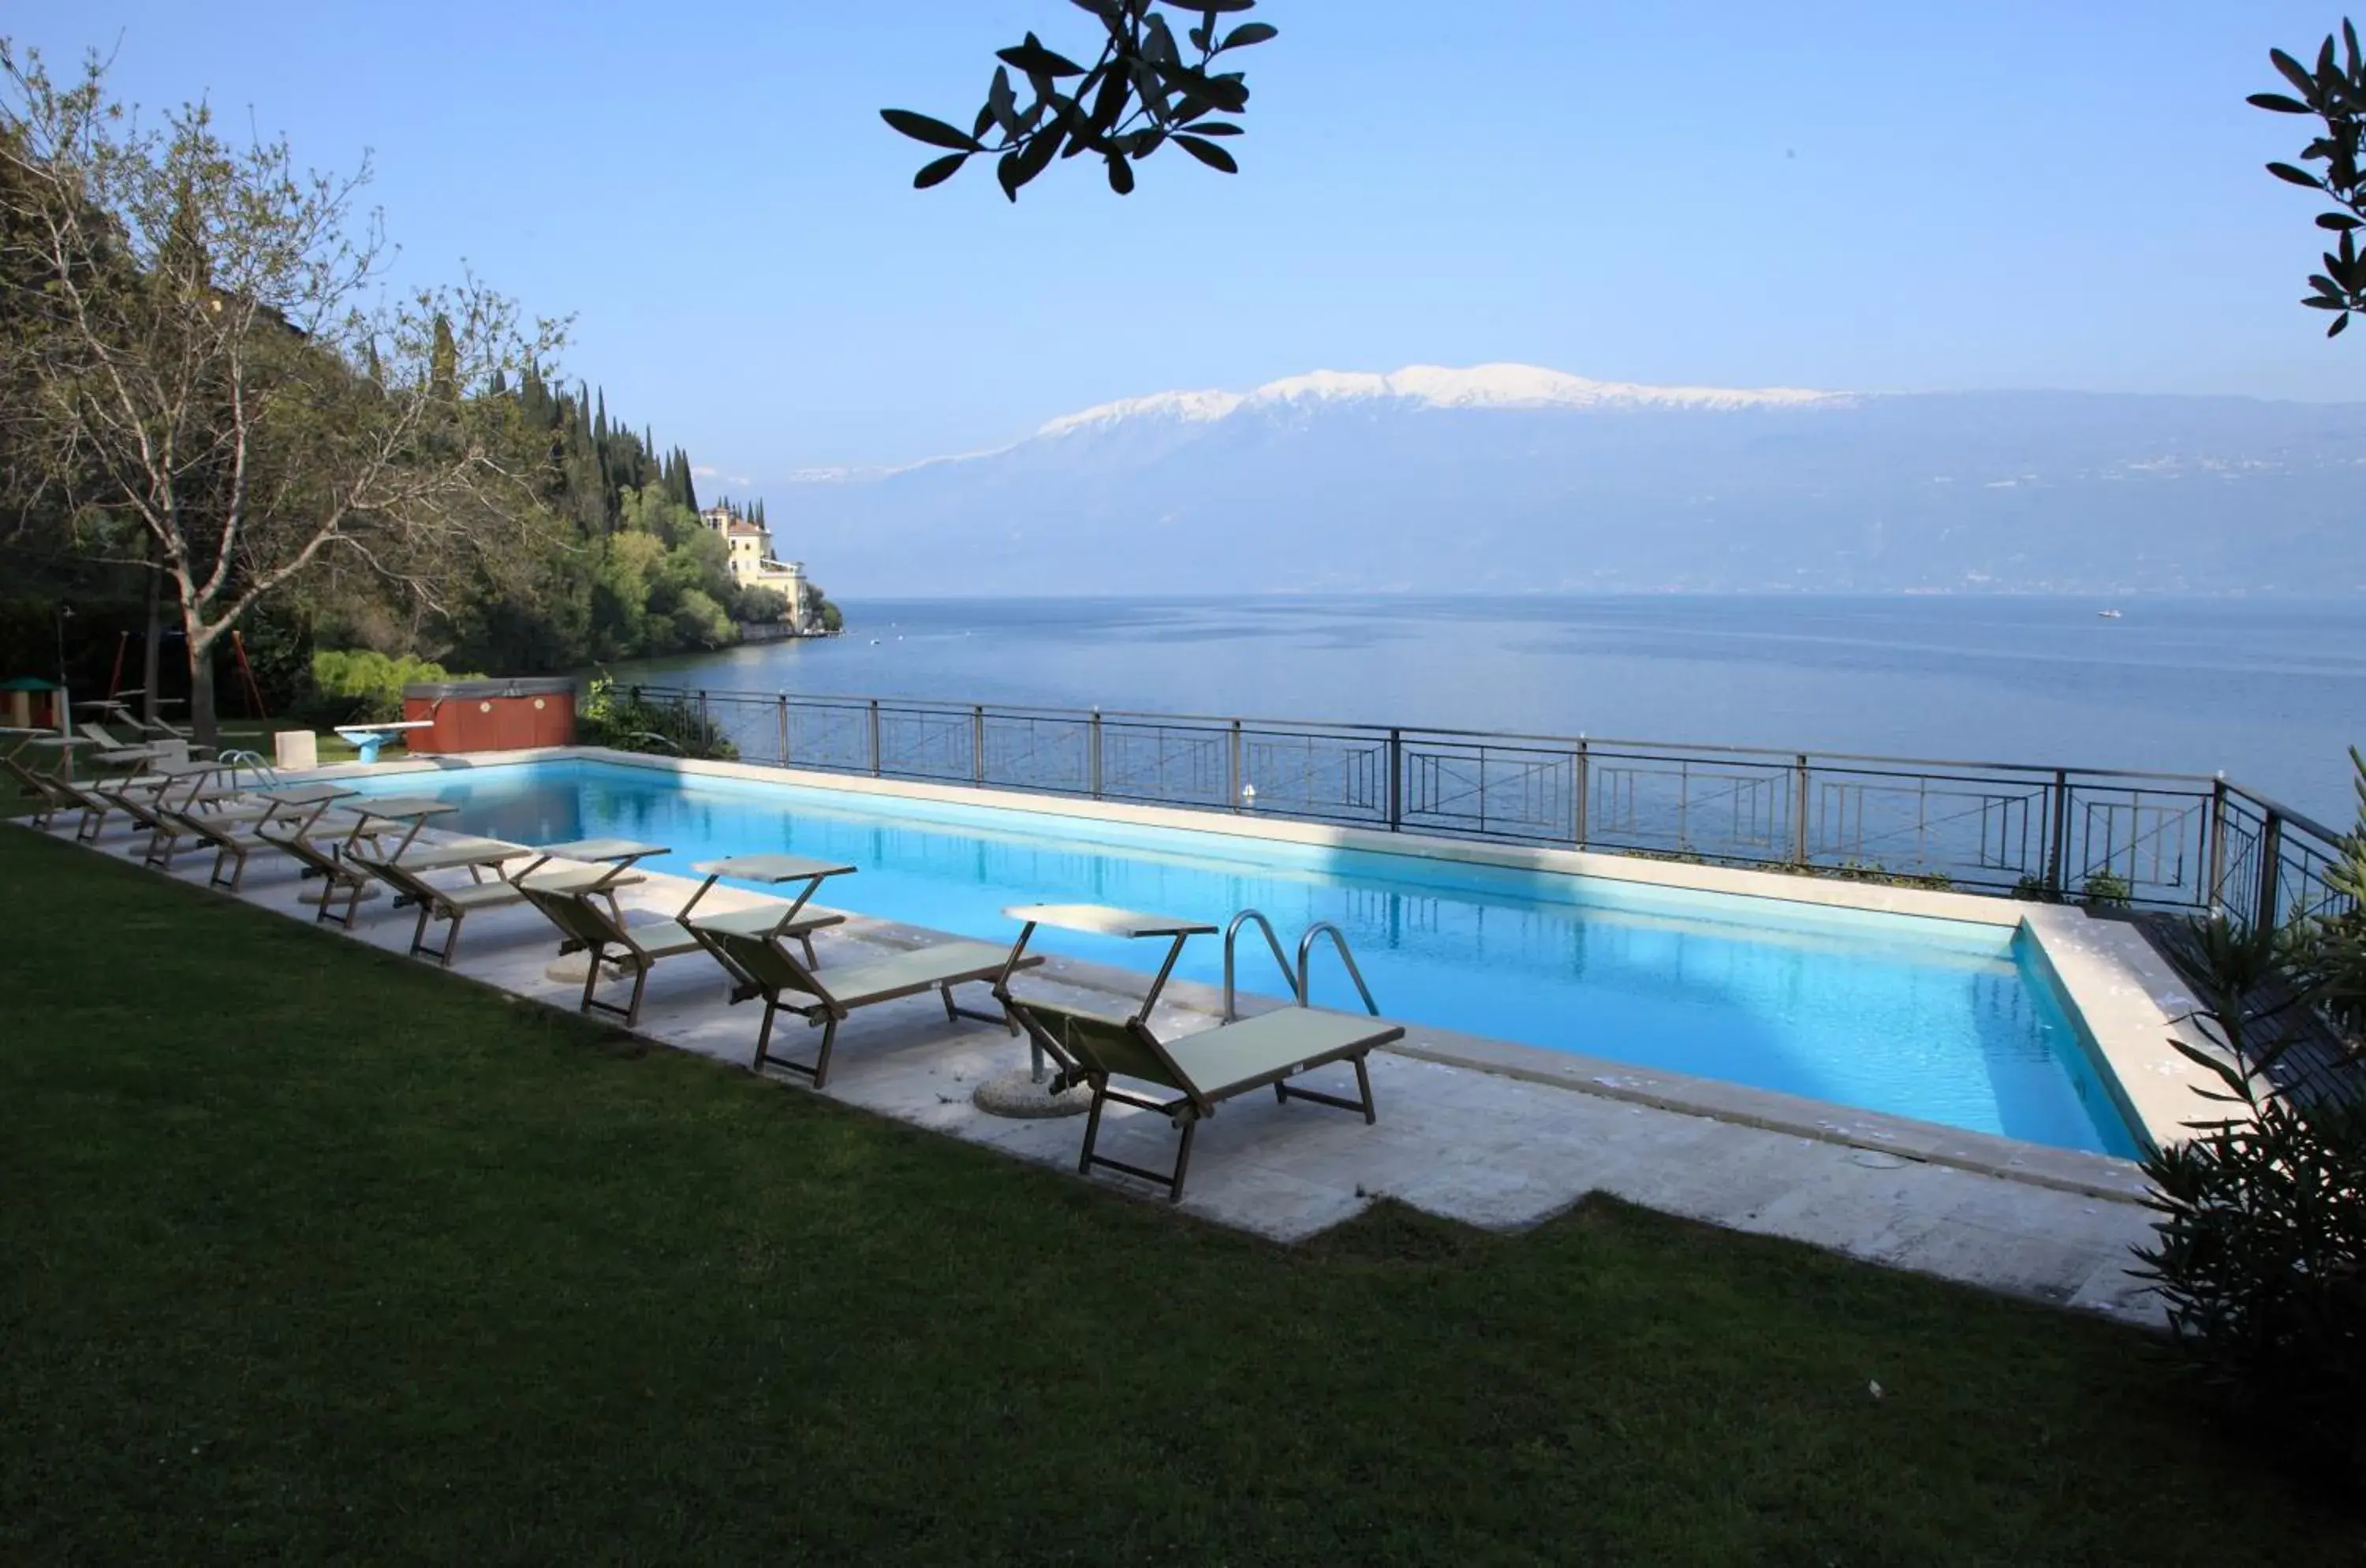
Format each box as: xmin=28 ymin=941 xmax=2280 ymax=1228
xmin=360 ymin=760 xmax=2141 ymax=1156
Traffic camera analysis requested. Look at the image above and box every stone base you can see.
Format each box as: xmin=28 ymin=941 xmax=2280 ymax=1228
xmin=972 ymin=1067 xmax=1092 ymax=1119
xmin=545 ymin=952 xmax=609 ymax=985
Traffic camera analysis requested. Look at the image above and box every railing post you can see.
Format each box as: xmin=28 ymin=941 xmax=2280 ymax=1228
xmin=776 ymin=693 xmax=789 ymax=767
xmin=2204 ymin=774 xmax=2228 ymax=912
xmin=1791 ymin=753 xmax=1811 ymax=867
xmin=868 ymin=697 xmax=882 ymax=778
xmin=697 ymin=689 xmax=709 ymax=736
xmin=2046 ymin=768 xmax=2071 ymax=899
xmin=1228 ymin=719 xmax=1242 ymax=812
xmin=1386 ymin=728 xmax=1403 ymax=831
xmin=1090 ymin=710 xmax=1103 ymax=800
xmin=2256 ymin=808 xmax=2285 ymax=930
xmin=972 ymin=704 xmax=986 ymax=786
xmin=1573 ymin=738 xmax=1589 ymax=849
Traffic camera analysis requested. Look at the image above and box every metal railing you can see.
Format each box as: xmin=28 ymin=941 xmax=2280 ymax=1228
xmin=618 ymin=685 xmax=2357 ymax=927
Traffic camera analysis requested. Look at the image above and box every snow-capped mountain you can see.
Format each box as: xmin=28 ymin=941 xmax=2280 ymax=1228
xmin=776 ymin=363 xmax=2366 ymax=596
xmin=1035 ymin=363 xmax=1846 ymax=437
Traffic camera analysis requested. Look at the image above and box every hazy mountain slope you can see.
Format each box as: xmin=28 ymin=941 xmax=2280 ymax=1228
xmin=778 ymin=366 xmax=2366 ymax=595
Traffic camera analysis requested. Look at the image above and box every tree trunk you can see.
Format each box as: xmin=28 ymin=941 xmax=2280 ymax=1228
xmin=140 ymin=569 xmax=164 ymax=728
xmin=185 ymin=629 xmax=219 ymax=751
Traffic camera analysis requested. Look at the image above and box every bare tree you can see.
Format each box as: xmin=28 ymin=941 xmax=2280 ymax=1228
xmin=0 ymin=43 xmax=563 ymax=742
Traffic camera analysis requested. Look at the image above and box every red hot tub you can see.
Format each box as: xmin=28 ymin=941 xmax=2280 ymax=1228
xmin=400 ymin=677 xmax=577 ymax=754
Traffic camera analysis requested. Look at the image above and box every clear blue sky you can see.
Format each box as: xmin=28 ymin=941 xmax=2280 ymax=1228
xmin=12 ymin=1 xmax=2359 ymax=486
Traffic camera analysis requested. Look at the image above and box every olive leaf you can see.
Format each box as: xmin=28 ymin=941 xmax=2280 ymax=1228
xmin=2258 ymin=21 xmax=2366 ymax=334
xmin=884 ymin=0 xmax=1274 ymax=201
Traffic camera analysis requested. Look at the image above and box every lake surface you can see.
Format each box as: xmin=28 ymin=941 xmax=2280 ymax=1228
xmin=610 ymin=595 xmax=2366 ymax=825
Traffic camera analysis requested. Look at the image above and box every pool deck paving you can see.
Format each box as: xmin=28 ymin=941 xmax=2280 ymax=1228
xmin=19 ymin=808 xmax=2171 ymax=1327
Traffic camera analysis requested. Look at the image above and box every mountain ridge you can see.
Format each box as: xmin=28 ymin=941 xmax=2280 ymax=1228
xmin=774 ymin=364 xmax=2366 ymax=596
xmin=1036 ymin=362 xmax=1849 ymax=437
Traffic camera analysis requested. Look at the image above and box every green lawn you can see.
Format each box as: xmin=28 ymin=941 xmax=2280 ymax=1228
xmin=1 ymin=826 xmax=2357 ymax=1565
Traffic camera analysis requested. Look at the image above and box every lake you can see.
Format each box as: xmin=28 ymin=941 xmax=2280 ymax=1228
xmin=610 ymin=595 xmax=2366 ymax=826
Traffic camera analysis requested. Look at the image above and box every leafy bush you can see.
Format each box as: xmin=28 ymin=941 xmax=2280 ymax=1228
xmin=2132 ymin=758 xmax=2366 ymax=1494
xmin=731 ymin=584 xmax=789 ymax=624
xmin=2081 ymin=869 xmax=2133 ymax=908
xmin=800 ymin=580 xmax=844 ymax=634
xmin=2319 ymin=746 xmax=2366 ymax=1039
xmin=2134 ymin=976 xmax=2366 ymax=1487
xmin=2006 ymin=869 xmax=2139 ymax=906
xmin=304 ymin=649 xmax=480 ymax=726
xmin=577 ymin=677 xmax=737 ymax=761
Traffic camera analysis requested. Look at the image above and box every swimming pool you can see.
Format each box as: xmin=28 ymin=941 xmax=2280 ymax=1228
xmin=353 ymin=759 xmax=2140 ymax=1156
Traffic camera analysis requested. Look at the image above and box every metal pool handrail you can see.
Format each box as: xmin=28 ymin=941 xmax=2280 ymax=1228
xmin=1297 ymin=922 xmax=1381 ymax=1017
xmin=1222 ymin=909 xmax=1295 ymax=1021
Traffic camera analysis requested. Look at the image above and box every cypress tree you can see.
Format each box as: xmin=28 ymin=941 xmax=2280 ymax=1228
xmin=428 ymin=313 xmax=457 ymax=403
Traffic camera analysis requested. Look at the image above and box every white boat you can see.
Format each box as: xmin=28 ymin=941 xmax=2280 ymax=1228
xmin=2097 ymin=608 xmax=2123 ymax=620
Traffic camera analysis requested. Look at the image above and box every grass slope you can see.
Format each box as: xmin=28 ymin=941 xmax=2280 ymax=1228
xmin=0 ymin=826 xmax=2357 ymax=1564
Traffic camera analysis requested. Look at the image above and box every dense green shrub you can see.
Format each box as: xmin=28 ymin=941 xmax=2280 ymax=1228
xmin=304 ymin=650 xmax=481 ymax=726
xmin=2081 ymin=869 xmax=2134 ymax=908
xmin=800 ymin=580 xmax=844 ymax=634
xmin=2136 ymin=1025 xmax=2366 ymax=1487
xmin=731 ymin=584 xmax=789 ymax=624
xmin=2319 ymin=746 xmax=2366 ymax=1038
xmin=577 ymin=677 xmax=737 ymax=761
xmin=2133 ymin=757 xmax=2366 ymax=1495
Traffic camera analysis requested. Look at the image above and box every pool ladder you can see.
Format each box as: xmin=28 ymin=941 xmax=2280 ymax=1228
xmin=1221 ymin=909 xmax=1382 ymax=1022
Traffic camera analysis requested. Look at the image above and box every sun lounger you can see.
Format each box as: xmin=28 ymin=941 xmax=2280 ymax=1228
xmin=75 ymin=720 xmax=135 ymax=750
xmin=1012 ymin=999 xmax=1398 ymax=1201
xmin=512 ymin=868 xmax=846 ymax=1028
xmin=994 ymin=904 xmax=1404 ymax=1201
xmin=0 ymin=745 xmax=72 ymax=829
xmin=161 ymin=785 xmax=356 ymax=890
xmin=81 ymin=700 xmax=205 ymax=754
xmin=517 ymin=884 xmax=718 ymax=1025
xmin=76 ymin=721 xmax=188 ymax=766
xmin=145 ymin=794 xmax=282 ymax=878
xmin=253 ymin=813 xmax=394 ymax=927
xmin=93 ymin=763 xmax=237 ymax=867
xmin=508 ymin=853 xmax=854 ymax=1026
xmin=88 ymin=771 xmax=186 ymax=852
xmin=4 ymin=738 xmax=125 ymax=839
xmin=670 ymin=853 xmax=857 ymax=993
xmin=344 ymin=837 xmax=538 ymax=965
xmin=691 ymin=920 xmax=1039 ymax=1085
